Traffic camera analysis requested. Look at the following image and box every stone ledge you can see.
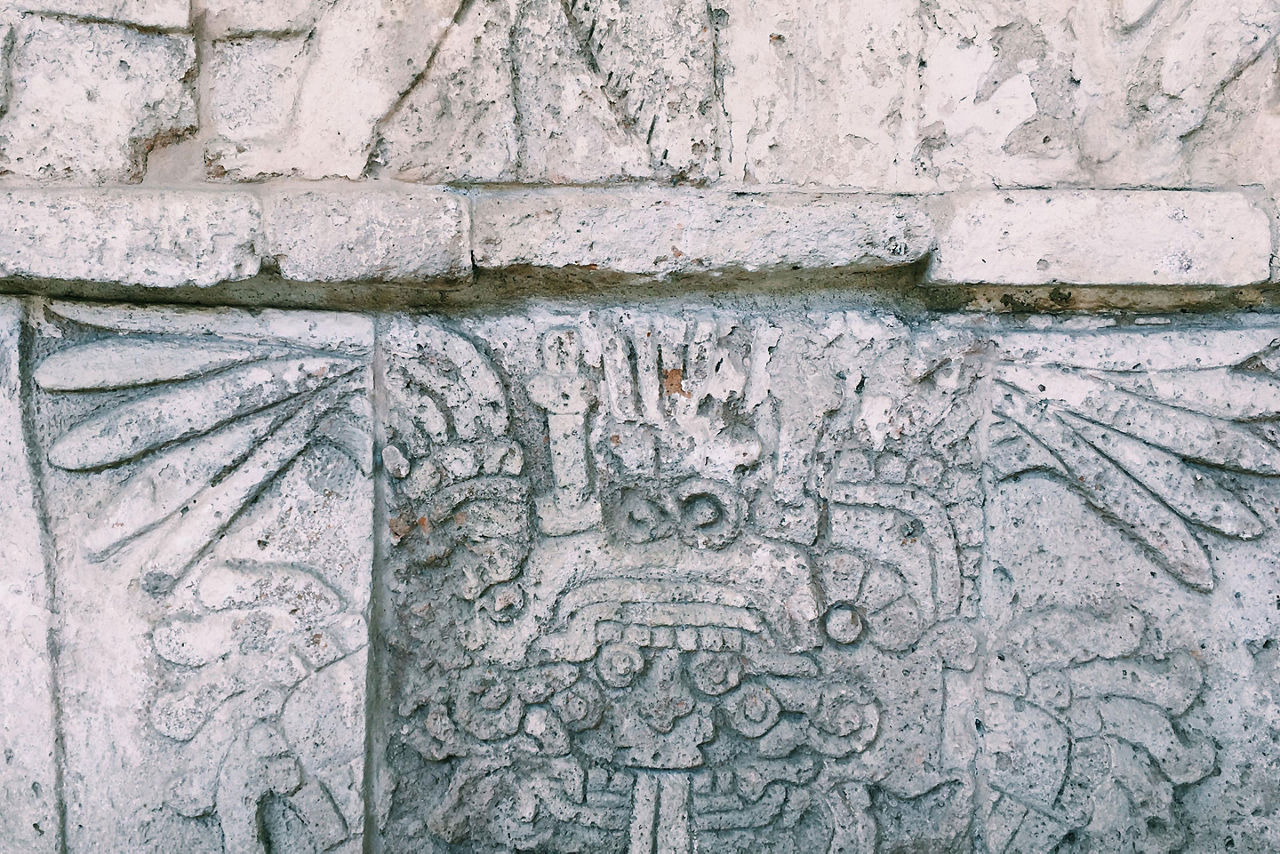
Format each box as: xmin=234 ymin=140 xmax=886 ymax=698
xmin=0 ymin=187 xmax=1276 ymax=294
xmin=471 ymin=187 xmax=933 ymax=276
xmin=260 ymin=187 xmax=470 ymax=283
xmin=0 ymin=189 xmax=260 ymax=288
xmin=926 ymin=190 xmax=1273 ymax=287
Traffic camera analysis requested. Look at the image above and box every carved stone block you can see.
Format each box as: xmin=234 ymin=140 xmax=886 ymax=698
xmin=375 ymin=307 xmax=987 ymax=852
xmin=373 ymin=307 xmax=1280 ymax=852
xmin=27 ymin=302 xmax=373 ymax=852
xmin=7 ymin=300 xmax=1280 ymax=851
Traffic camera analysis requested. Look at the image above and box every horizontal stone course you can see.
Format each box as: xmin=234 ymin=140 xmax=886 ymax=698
xmin=470 ymin=187 xmax=933 ymax=275
xmin=0 ymin=186 xmax=1275 ymax=290
xmin=927 ymin=190 xmax=1273 ymax=286
xmin=0 ymin=189 xmax=260 ymax=288
xmin=260 ymin=186 xmax=470 ymax=282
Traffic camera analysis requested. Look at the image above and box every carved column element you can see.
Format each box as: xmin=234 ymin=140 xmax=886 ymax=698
xmin=528 ymin=327 xmax=602 ymax=536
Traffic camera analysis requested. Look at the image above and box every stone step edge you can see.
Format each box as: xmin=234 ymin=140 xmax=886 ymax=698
xmin=0 ymin=186 xmax=1273 ymax=291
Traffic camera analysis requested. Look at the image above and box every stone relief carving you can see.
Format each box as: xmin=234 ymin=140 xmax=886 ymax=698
xmin=988 ymin=326 xmax=1280 ymax=591
xmin=378 ymin=309 xmax=989 ymax=851
xmin=29 ymin=302 xmax=373 ymax=852
xmin=208 ymin=0 xmax=717 ymax=182
xmin=13 ymin=302 xmax=1280 ymax=851
xmin=374 ymin=310 xmax=1277 ymax=852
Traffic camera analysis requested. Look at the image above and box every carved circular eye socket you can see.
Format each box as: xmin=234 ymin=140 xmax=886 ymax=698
xmin=688 ymin=651 xmax=743 ymax=696
xmin=597 ymin=642 xmax=646 ymax=689
xmin=550 ymin=679 xmax=605 ymax=732
xmin=672 ymin=478 xmax=742 ymax=549
xmin=611 ymin=489 xmax=672 ymax=544
xmin=481 ymin=583 xmax=526 ymax=624
xmin=727 ymin=684 xmax=781 ymax=738
xmin=823 ymin=602 xmax=864 ymax=645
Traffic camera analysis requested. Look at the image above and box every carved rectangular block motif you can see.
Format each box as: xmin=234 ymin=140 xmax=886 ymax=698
xmin=7 ymin=297 xmax=1280 ymax=851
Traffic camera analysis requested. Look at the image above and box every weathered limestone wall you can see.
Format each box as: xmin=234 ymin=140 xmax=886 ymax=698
xmin=1 ymin=1 xmax=1280 ymax=853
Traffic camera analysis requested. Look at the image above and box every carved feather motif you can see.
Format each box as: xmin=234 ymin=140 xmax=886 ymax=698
xmin=991 ymin=332 xmax=1280 ymax=591
xmin=35 ymin=309 xmax=371 ymax=591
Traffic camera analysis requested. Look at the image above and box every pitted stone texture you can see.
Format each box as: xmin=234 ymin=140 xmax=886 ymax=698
xmin=0 ymin=298 xmax=58 ymax=853
xmin=217 ymin=0 xmax=718 ymax=183
xmin=28 ymin=302 xmax=374 ymax=852
xmin=9 ymin=1 xmax=191 ymax=29
xmin=928 ymin=190 xmax=1273 ymax=286
xmin=205 ymin=0 xmax=460 ymax=180
xmin=0 ymin=16 xmax=195 ymax=184
xmin=982 ymin=318 xmax=1280 ymax=851
xmin=0 ymin=190 xmax=261 ymax=287
xmin=376 ymin=306 xmax=985 ymax=852
xmin=473 ymin=189 xmax=933 ymax=275
xmin=716 ymin=0 xmax=927 ymax=189
xmin=373 ymin=305 xmax=1280 ymax=852
xmin=201 ymin=0 xmax=319 ymax=37
xmin=5 ymin=301 xmax=1280 ymax=850
xmin=205 ymin=36 xmax=307 ymax=147
xmin=261 ymin=187 xmax=469 ymax=282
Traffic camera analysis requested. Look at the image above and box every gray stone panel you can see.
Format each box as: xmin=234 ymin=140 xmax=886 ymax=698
xmin=26 ymin=301 xmax=373 ymax=852
xmin=4 ymin=300 xmax=1280 ymax=851
xmin=0 ymin=298 xmax=59 ymax=852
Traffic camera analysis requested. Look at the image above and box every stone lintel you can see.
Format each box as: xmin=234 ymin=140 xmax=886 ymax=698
xmin=0 ymin=187 xmax=1275 ymax=293
xmin=471 ymin=187 xmax=934 ymax=276
xmin=927 ymin=190 xmax=1273 ymax=287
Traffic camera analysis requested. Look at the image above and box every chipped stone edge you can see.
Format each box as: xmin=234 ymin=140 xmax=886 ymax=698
xmin=0 ymin=186 xmax=1276 ymax=294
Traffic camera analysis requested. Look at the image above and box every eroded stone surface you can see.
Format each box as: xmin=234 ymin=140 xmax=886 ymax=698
xmin=261 ymin=186 xmax=469 ymax=282
xmin=28 ymin=301 xmax=373 ymax=852
xmin=376 ymin=306 xmax=985 ymax=852
xmin=0 ymin=189 xmax=261 ymax=287
xmin=473 ymin=189 xmax=933 ymax=275
xmin=9 ymin=1 xmax=191 ymax=30
xmin=0 ymin=298 xmax=58 ymax=853
xmin=7 ymin=300 xmax=1280 ymax=851
xmin=928 ymin=190 xmax=1273 ymax=286
xmin=371 ymin=306 xmax=1280 ymax=852
xmin=0 ymin=15 xmax=195 ymax=184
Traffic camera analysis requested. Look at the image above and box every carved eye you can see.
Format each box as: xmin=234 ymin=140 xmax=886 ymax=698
xmin=480 ymin=583 xmax=526 ymax=624
xmin=550 ymin=679 xmax=605 ymax=732
xmin=672 ymin=478 xmax=742 ymax=549
xmin=823 ymin=602 xmax=864 ymax=645
xmin=596 ymin=642 xmax=646 ymax=688
xmin=610 ymin=489 xmax=672 ymax=544
xmin=726 ymin=684 xmax=780 ymax=738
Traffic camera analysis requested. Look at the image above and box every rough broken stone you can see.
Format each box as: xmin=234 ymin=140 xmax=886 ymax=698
xmin=0 ymin=15 xmax=195 ymax=184
xmin=27 ymin=301 xmax=373 ymax=852
xmin=261 ymin=186 xmax=470 ymax=282
xmin=205 ymin=36 xmax=307 ymax=147
xmin=472 ymin=189 xmax=933 ymax=275
xmin=928 ymin=190 xmax=1273 ymax=286
xmin=0 ymin=298 xmax=58 ymax=853
xmin=204 ymin=0 xmax=462 ymax=180
xmin=0 ymin=189 xmax=261 ymax=288
xmin=716 ymin=0 xmax=927 ymax=189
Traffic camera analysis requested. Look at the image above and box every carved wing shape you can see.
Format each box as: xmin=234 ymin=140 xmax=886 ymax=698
xmin=36 ymin=309 xmax=370 ymax=593
xmin=989 ymin=329 xmax=1280 ymax=590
